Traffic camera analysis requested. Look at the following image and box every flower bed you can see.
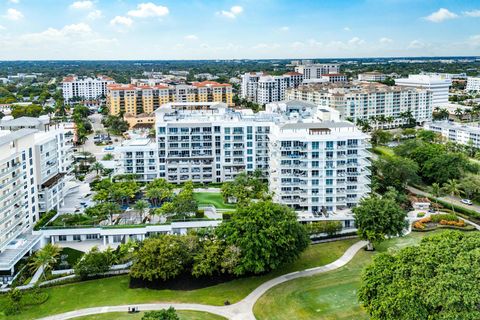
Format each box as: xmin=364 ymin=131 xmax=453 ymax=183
xmin=412 ymin=214 xmax=476 ymax=232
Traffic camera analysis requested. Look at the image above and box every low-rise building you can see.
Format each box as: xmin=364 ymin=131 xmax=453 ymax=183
xmin=424 ymin=121 xmax=480 ymax=148
xmin=358 ymin=72 xmax=386 ymax=82
xmin=466 ymin=77 xmax=480 ymax=92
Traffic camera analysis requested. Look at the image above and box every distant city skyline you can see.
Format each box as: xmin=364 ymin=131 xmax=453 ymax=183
xmin=0 ymin=0 xmax=479 ymax=60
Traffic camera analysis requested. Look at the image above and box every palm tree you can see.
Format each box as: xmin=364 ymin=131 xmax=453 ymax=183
xmin=103 ymin=202 xmax=121 ymax=224
xmin=133 ymin=200 xmax=149 ymax=223
xmin=430 ymin=183 xmax=442 ymax=211
xmin=146 ymin=188 xmax=163 ymax=207
xmin=442 ymin=179 xmax=461 ymax=213
xmin=454 ymin=108 xmax=463 ymax=120
xmin=91 ymin=162 xmax=104 ymax=175
xmin=29 ymin=243 xmax=61 ymax=280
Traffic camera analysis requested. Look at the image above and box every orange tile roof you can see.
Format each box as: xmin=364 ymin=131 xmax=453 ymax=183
xmin=191 ymin=81 xmax=232 ymax=88
xmin=284 ymin=72 xmax=303 ymax=76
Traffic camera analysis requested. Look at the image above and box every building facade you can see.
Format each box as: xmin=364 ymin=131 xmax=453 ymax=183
xmin=425 ymin=121 xmax=480 ymax=148
xmin=286 ymin=82 xmax=433 ymax=128
xmin=358 ymin=72 xmax=386 ymax=82
xmin=62 ymin=75 xmax=115 ymax=102
xmin=466 ymin=77 xmax=480 ymax=92
xmin=114 ymin=101 xmax=371 ymax=215
xmin=0 ymin=129 xmax=41 ymax=277
xmin=240 ymin=72 xmax=304 ymax=104
xmin=395 ymin=74 xmax=451 ymax=106
xmin=107 ymin=81 xmax=233 ymax=118
xmin=294 ymin=63 xmax=340 ymax=80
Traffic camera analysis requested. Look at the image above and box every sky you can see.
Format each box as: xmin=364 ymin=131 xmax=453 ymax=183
xmin=0 ymin=0 xmax=479 ymax=60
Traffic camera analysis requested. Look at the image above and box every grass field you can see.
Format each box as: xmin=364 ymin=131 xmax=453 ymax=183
xmin=193 ymin=192 xmax=235 ymax=209
xmin=253 ymin=231 xmax=447 ymax=320
xmin=74 ymin=311 xmax=226 ymax=320
xmin=0 ymin=239 xmax=357 ymax=320
xmin=372 ymin=145 xmax=395 ymax=157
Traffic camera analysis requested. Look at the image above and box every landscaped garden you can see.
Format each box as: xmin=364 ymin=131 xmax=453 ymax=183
xmin=193 ymin=192 xmax=235 ymax=210
xmin=0 ymin=238 xmax=357 ymax=320
xmin=412 ymin=212 xmax=476 ymax=231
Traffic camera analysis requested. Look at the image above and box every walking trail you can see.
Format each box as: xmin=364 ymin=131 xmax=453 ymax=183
xmin=38 ymin=240 xmax=367 ymax=320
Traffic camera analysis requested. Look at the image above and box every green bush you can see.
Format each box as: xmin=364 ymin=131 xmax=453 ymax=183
xmin=417 ymin=212 xmax=426 ymax=218
xmin=305 ymin=221 xmax=343 ymax=236
xmin=429 ymin=197 xmax=480 ymax=221
xmin=33 ymin=210 xmax=57 ymax=230
xmin=431 ymin=213 xmax=458 ymax=223
xmin=195 ymin=209 xmax=205 ymax=218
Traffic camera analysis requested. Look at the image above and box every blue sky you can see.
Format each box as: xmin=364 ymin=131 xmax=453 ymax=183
xmin=0 ymin=0 xmax=479 ymax=60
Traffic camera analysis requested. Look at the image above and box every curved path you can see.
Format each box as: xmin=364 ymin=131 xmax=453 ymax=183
xmin=39 ymin=240 xmax=367 ymax=320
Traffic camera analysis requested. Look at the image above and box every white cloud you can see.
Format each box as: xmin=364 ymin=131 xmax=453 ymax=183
xmin=252 ymin=43 xmax=280 ymax=50
xmin=8 ymin=0 xmax=20 ymax=4
xmin=70 ymin=1 xmax=93 ymax=10
xmin=424 ymin=8 xmax=458 ymax=23
xmin=4 ymin=8 xmax=23 ymax=20
xmin=307 ymin=39 xmax=323 ymax=47
xmin=408 ymin=39 xmax=427 ymax=49
xmin=110 ymin=16 xmax=133 ymax=27
xmin=184 ymin=34 xmax=198 ymax=41
xmin=379 ymin=37 xmax=393 ymax=44
xmin=127 ymin=2 xmax=169 ymax=18
xmin=343 ymin=26 xmax=351 ymax=31
xmin=279 ymin=26 xmax=289 ymax=32
xmin=87 ymin=10 xmax=102 ymax=20
xmin=20 ymin=23 xmax=92 ymax=43
xmin=0 ymin=25 xmax=5 ymax=30
xmin=464 ymin=10 xmax=480 ymax=17
xmin=469 ymin=35 xmax=480 ymax=47
xmin=217 ymin=5 xmax=243 ymax=19
xmin=348 ymin=37 xmax=366 ymax=46
xmin=290 ymin=41 xmax=305 ymax=49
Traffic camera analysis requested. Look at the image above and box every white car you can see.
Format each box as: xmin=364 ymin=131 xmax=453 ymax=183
xmin=461 ymin=199 xmax=473 ymax=205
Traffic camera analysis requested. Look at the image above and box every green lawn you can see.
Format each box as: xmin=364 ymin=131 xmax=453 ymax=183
xmin=0 ymin=239 xmax=357 ymax=320
xmin=253 ymin=231 xmax=449 ymax=320
xmin=372 ymin=145 xmax=394 ymax=157
xmin=74 ymin=311 xmax=226 ymax=320
xmin=193 ymin=192 xmax=235 ymax=209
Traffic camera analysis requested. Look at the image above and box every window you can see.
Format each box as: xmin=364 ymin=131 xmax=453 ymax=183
xmin=59 ymin=235 xmax=67 ymax=242
xmin=73 ymin=235 xmax=81 ymax=241
xmin=312 ymin=142 xmax=319 ymax=150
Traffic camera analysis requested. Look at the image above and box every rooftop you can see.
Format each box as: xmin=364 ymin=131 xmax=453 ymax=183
xmin=0 ymin=128 xmax=37 ymax=147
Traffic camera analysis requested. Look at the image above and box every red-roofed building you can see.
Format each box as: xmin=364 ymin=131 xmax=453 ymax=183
xmin=62 ymin=75 xmax=115 ymax=102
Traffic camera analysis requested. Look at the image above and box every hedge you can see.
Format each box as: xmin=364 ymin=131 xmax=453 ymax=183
xmin=33 ymin=210 xmax=57 ymax=231
xmin=426 ymin=197 xmax=480 ymax=224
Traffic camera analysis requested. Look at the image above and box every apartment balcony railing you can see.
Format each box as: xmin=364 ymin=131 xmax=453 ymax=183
xmin=0 ymin=183 xmax=25 ymax=203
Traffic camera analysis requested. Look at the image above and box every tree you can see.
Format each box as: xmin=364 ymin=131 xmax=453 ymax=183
xmin=220 ymin=171 xmax=269 ymax=206
xmin=91 ymin=162 xmax=104 ymax=175
xmin=442 ymin=179 xmax=462 ymax=213
xmin=216 ymin=201 xmax=309 ymax=275
xmin=374 ymin=155 xmax=419 ymax=192
xmin=142 ymin=308 xmax=179 ymax=320
xmin=133 ymin=200 xmax=150 ymax=222
xmin=29 ymin=243 xmax=61 ymax=280
xmin=370 ymin=129 xmax=393 ymax=146
xmin=416 ymin=129 xmax=438 ymax=142
xmin=358 ymin=231 xmax=480 ymax=320
xmin=353 ymin=191 xmax=407 ymax=250
xmin=130 ymin=235 xmax=194 ymax=281
xmin=103 ymin=202 xmax=121 ymax=224
xmin=74 ymin=246 xmax=116 ymax=280
xmin=430 ymin=182 xmax=443 ymax=209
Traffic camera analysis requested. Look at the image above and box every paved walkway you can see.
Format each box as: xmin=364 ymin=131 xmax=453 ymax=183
xmin=407 ymin=185 xmax=480 ymax=213
xmin=38 ymin=240 xmax=367 ymax=320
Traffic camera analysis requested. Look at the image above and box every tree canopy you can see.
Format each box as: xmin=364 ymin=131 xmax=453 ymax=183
xmin=353 ymin=190 xmax=407 ymax=250
xmin=359 ymin=231 xmax=480 ymax=320
xmin=216 ymin=201 xmax=309 ymax=275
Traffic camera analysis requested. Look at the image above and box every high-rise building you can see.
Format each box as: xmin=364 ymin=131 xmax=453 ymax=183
xmin=0 ymin=129 xmax=41 ymax=277
xmin=62 ymin=75 xmax=115 ymax=102
xmin=286 ymin=82 xmax=432 ymax=128
xmin=294 ymin=63 xmax=340 ymax=80
xmin=240 ymin=72 xmax=304 ymax=104
xmin=395 ymin=74 xmax=451 ymax=106
xmin=466 ymin=77 xmax=480 ymax=92
xmin=107 ymin=81 xmax=233 ymax=119
xmin=114 ymin=100 xmax=371 ymax=214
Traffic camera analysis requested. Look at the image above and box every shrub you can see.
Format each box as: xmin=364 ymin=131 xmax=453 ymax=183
xmin=195 ymin=209 xmax=205 ymax=218
xmin=33 ymin=210 xmax=57 ymax=230
xmin=417 ymin=212 xmax=426 ymax=218
xmin=431 ymin=214 xmax=458 ymax=223
xmin=439 ymin=219 xmax=465 ymax=227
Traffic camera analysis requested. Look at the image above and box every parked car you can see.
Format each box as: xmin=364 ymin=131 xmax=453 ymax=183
xmin=104 ymin=146 xmax=114 ymax=151
xmin=461 ymin=199 xmax=473 ymax=205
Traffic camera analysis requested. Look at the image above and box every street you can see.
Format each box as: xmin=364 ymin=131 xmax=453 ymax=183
xmin=80 ymin=113 xmax=124 ymax=160
xmin=407 ymin=185 xmax=480 ymax=213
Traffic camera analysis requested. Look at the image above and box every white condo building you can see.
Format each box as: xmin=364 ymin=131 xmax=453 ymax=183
xmin=0 ymin=129 xmax=41 ymax=278
xmin=358 ymin=72 xmax=386 ymax=82
xmin=466 ymin=77 xmax=480 ymax=92
xmin=62 ymin=75 xmax=115 ymax=102
xmin=286 ymin=82 xmax=433 ymax=128
xmin=294 ymin=63 xmax=340 ymax=80
xmin=115 ymin=101 xmax=371 ymax=215
xmin=425 ymin=121 xmax=480 ymax=148
xmin=240 ymin=72 xmax=303 ymax=104
xmin=395 ymin=74 xmax=451 ymax=106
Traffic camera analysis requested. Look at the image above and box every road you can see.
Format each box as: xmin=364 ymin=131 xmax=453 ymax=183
xmin=80 ymin=113 xmax=123 ymax=160
xmin=38 ymin=241 xmax=368 ymax=320
xmin=407 ymin=185 xmax=480 ymax=213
